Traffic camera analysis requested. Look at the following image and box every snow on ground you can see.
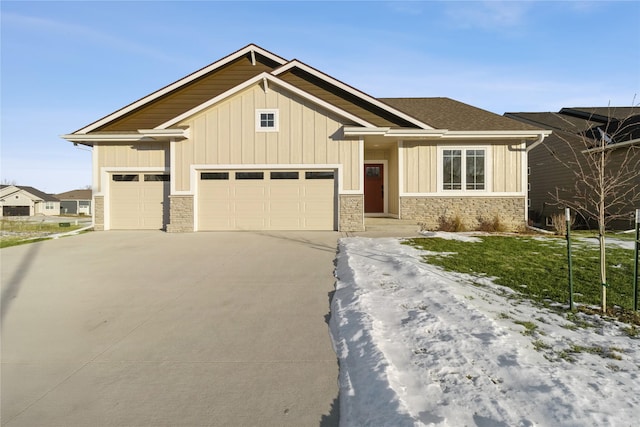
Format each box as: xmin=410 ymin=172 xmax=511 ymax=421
xmin=576 ymin=236 xmax=637 ymax=251
xmin=418 ymin=231 xmax=483 ymax=243
xmin=330 ymin=237 xmax=640 ymax=427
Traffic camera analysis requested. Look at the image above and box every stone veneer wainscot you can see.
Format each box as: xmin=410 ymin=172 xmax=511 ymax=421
xmin=93 ymin=196 xmax=105 ymax=231
xmin=339 ymin=195 xmax=365 ymax=232
xmin=167 ymin=195 xmax=194 ymax=232
xmin=400 ymin=196 xmax=525 ymax=231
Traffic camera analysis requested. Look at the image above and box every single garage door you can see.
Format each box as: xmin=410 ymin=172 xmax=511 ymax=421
xmin=110 ymin=173 xmax=169 ymax=230
xmin=198 ymin=170 xmax=335 ymax=231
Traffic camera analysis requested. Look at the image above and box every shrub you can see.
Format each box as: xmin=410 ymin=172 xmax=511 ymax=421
xmin=477 ymin=214 xmax=507 ymax=232
xmin=438 ymin=214 xmax=466 ymax=232
xmin=551 ymin=213 xmax=575 ymax=235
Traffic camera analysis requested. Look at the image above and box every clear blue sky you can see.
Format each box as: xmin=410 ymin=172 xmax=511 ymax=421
xmin=2 ymin=0 xmax=639 ymax=194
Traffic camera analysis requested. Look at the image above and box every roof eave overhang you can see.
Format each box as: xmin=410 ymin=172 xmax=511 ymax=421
xmin=61 ymin=128 xmax=190 ymax=146
xmin=344 ymin=127 xmax=551 ymax=140
xmin=441 ymin=130 xmax=552 ymax=140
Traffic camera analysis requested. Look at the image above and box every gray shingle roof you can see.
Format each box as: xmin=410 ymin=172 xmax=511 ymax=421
xmin=0 ymin=185 xmax=59 ymax=202
xmin=379 ymin=97 xmax=544 ymax=131
xmin=55 ymin=189 xmax=92 ymax=200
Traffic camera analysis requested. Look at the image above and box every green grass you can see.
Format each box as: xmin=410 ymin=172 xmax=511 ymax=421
xmin=0 ymin=219 xmax=84 ymax=248
xmin=514 ymin=320 xmax=538 ymax=336
xmin=405 ymin=235 xmax=638 ymax=313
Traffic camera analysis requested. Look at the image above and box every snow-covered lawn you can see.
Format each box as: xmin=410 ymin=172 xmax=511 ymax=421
xmin=330 ymin=237 xmax=639 ymax=427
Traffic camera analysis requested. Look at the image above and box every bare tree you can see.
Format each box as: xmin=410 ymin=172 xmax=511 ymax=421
xmin=547 ymin=104 xmax=640 ymax=312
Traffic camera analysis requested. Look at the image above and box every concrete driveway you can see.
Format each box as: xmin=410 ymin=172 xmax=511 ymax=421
xmin=1 ymin=231 xmax=340 ymax=426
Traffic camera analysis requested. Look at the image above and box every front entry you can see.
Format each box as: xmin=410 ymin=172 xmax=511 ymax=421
xmin=364 ymin=164 xmax=384 ymax=213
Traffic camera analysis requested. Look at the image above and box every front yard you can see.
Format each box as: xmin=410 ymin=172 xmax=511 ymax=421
xmin=330 ymin=234 xmax=640 ymax=426
xmin=0 ymin=217 xmax=90 ymax=248
xmin=407 ymin=232 xmax=639 ymax=320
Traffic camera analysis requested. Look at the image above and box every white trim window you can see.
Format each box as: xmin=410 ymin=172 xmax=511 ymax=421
xmin=256 ymin=109 xmax=279 ymax=132
xmin=442 ymin=148 xmax=486 ymax=191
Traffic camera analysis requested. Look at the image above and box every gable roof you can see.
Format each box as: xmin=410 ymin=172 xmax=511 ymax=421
xmin=55 ymin=189 xmax=92 ymax=200
xmin=0 ymin=185 xmax=59 ymax=202
xmin=67 ymin=44 xmax=435 ymax=140
xmin=76 ymin=44 xmax=288 ymax=134
xmin=381 ymin=98 xmax=543 ymax=131
xmin=65 ymin=44 xmax=550 ymax=144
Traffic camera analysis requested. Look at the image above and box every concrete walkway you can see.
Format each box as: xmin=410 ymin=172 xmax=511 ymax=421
xmin=1 ymin=231 xmax=340 ymax=426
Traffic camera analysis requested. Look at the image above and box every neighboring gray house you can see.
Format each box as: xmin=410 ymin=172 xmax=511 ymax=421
xmin=56 ymin=189 xmax=92 ymax=216
xmin=506 ymin=107 xmax=640 ymax=230
xmin=0 ymin=185 xmax=60 ymax=217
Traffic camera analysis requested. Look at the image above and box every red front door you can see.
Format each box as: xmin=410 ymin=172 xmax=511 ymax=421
xmin=364 ymin=164 xmax=384 ymax=213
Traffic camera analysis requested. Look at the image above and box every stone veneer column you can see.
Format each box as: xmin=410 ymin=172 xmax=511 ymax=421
xmin=400 ymin=196 xmax=525 ymax=231
xmin=93 ymin=196 xmax=105 ymax=231
xmin=166 ymin=195 xmax=194 ymax=233
xmin=339 ymin=195 xmax=365 ymax=232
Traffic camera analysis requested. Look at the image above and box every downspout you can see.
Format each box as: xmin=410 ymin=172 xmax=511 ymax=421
xmin=525 ymin=132 xmax=548 ymax=153
xmin=524 ymin=132 xmax=548 ymax=229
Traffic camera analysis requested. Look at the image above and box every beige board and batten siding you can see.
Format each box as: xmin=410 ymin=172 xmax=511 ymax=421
xmin=174 ymin=83 xmax=361 ymax=193
xmin=402 ymin=140 xmax=525 ymax=194
xmin=94 ymin=142 xmax=169 ymax=193
xmin=402 ymin=142 xmax=438 ymax=193
xmin=492 ymin=141 xmax=524 ymax=193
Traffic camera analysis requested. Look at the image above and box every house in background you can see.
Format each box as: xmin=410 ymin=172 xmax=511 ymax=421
xmin=506 ymin=107 xmax=640 ymax=230
xmin=0 ymin=185 xmax=60 ymax=217
xmin=56 ymin=189 xmax=93 ymax=216
xmin=62 ymin=44 xmax=550 ymax=232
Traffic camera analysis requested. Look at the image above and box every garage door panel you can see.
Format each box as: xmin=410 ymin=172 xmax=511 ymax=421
xmin=198 ymin=169 xmax=336 ymax=231
xmin=233 ymin=186 xmax=266 ymax=198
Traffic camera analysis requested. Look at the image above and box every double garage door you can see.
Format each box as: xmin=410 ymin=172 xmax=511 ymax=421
xmin=2 ymin=206 xmax=30 ymax=216
xmin=198 ymin=169 xmax=336 ymax=231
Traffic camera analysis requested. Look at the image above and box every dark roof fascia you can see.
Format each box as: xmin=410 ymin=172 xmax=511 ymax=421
xmin=559 ymin=108 xmax=612 ymax=124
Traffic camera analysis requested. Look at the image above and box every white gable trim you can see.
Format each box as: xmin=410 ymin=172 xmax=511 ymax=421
xmin=0 ymin=187 xmax=43 ymax=202
xmin=157 ymin=72 xmax=376 ymax=129
xmin=272 ymin=60 xmax=435 ymax=130
xmin=75 ymin=44 xmax=288 ymax=134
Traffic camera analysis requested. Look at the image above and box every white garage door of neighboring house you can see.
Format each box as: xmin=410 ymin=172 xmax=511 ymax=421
xmin=198 ymin=170 xmax=335 ymax=231
xmin=110 ymin=173 xmax=169 ymax=230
